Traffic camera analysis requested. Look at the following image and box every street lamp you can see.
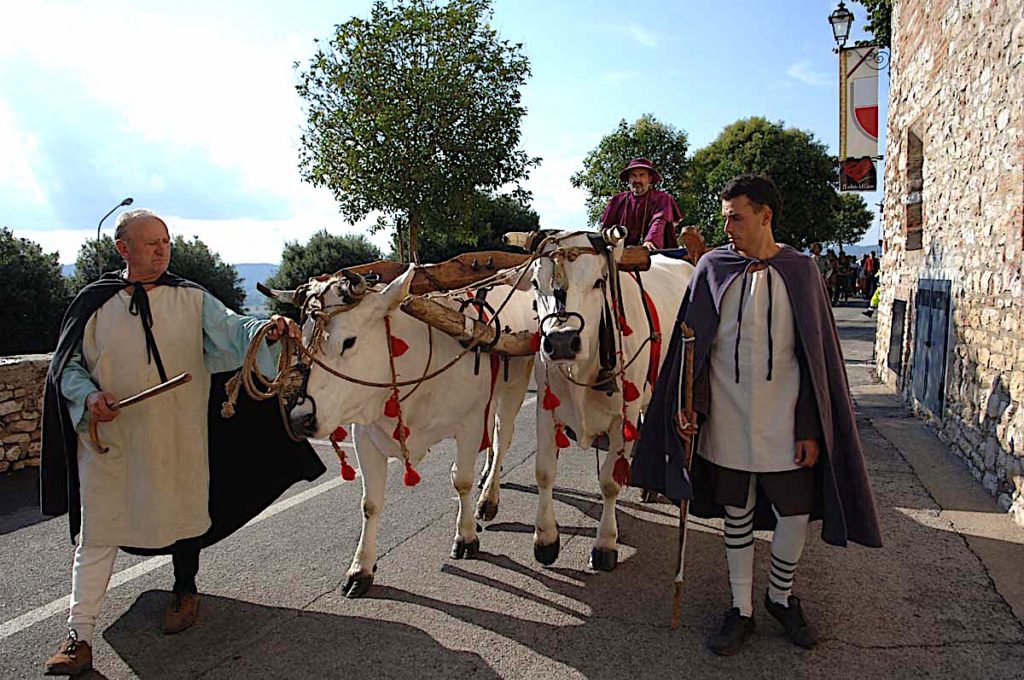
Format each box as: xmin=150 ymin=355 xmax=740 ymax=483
xmin=96 ymin=197 xmax=134 ymax=276
xmin=829 ymin=1 xmax=855 ymax=51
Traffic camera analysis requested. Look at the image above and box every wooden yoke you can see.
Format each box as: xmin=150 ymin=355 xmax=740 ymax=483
xmin=399 ymin=297 xmax=535 ymax=357
xmin=342 ymin=251 xmax=531 ymax=295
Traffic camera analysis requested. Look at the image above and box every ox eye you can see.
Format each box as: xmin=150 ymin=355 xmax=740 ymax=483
xmin=531 ymin=279 xmax=539 ymax=289
xmin=341 ymin=337 xmax=357 ymax=354
xmin=593 ymin=278 xmax=605 ymax=289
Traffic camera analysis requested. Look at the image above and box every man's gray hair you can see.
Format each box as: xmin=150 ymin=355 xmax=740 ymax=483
xmin=114 ymin=209 xmax=167 ymax=241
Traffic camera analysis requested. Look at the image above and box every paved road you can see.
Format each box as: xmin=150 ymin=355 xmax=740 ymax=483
xmin=1 ymin=302 xmax=1022 ymax=678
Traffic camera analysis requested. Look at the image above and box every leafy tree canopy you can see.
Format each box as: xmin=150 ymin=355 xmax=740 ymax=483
xmin=0 ymin=228 xmax=71 ymax=355
xmin=296 ymin=0 xmax=537 ymax=260
xmin=416 ymin=191 xmax=539 ymax=263
xmin=263 ymin=231 xmax=382 ymax=317
xmin=72 ymin=234 xmax=246 ymax=311
xmin=571 ymin=114 xmax=692 ymax=227
xmin=689 ymin=117 xmax=842 ymax=250
xmin=854 ymin=0 xmax=892 ymax=49
xmin=830 ymin=192 xmax=874 ymax=248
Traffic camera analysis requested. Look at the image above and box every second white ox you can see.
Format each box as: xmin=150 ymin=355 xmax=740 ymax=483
xmin=282 ymin=266 xmax=535 ymax=597
xmin=523 ymin=228 xmax=694 ymax=571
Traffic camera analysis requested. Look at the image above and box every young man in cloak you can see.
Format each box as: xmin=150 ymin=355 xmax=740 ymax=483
xmin=600 ymin=158 xmax=684 ymax=250
xmin=40 ymin=209 xmax=326 ymax=675
xmin=631 ymin=175 xmax=882 ymax=655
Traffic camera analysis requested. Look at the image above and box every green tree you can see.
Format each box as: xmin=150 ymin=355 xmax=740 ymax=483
xmin=831 ymin=192 xmax=874 ymax=248
xmin=296 ymin=0 xmax=537 ymax=261
xmin=854 ymin=0 xmax=892 ymax=49
xmin=417 ymin=191 xmax=539 ymax=263
xmin=689 ymin=117 xmax=842 ymax=250
xmin=571 ymin=114 xmax=693 ymax=226
xmin=0 ymin=229 xmax=71 ymax=355
xmin=263 ymin=231 xmax=382 ymax=317
xmin=72 ymin=235 xmax=246 ymax=311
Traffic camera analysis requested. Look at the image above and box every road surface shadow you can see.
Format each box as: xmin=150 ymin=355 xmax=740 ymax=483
xmin=0 ymin=468 xmax=52 ymax=535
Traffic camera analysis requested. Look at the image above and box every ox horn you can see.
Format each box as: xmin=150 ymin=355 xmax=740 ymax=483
xmin=341 ymin=270 xmax=367 ymax=298
xmin=256 ymin=282 xmax=300 ymax=306
xmin=601 ymin=225 xmax=627 ymax=245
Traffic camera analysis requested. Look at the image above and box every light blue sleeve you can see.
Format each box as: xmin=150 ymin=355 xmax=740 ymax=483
xmin=201 ymin=291 xmax=280 ymax=375
xmin=59 ymin=342 xmax=99 ymax=430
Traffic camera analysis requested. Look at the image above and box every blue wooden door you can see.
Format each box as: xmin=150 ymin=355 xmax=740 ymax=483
xmin=911 ymin=279 xmax=951 ymax=414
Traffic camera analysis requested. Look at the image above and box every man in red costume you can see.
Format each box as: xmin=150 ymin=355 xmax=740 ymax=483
xmin=600 ymin=158 xmax=684 ymax=250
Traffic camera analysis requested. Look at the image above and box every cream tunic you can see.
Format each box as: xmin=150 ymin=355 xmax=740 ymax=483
xmin=78 ymin=286 xmax=212 ymax=548
xmin=697 ymin=267 xmax=801 ymax=473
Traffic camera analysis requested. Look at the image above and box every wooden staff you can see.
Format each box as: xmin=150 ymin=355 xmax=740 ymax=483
xmin=89 ymin=372 xmax=193 ymax=453
xmin=671 ymin=323 xmax=697 ymax=630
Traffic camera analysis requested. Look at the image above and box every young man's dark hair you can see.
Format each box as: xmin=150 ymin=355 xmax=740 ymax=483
xmin=719 ymin=174 xmax=783 ymax=229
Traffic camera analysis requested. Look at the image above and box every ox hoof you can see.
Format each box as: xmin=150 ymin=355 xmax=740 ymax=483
xmin=451 ymin=538 xmax=480 ymax=560
xmin=588 ymin=547 xmax=619 ymax=572
xmin=342 ymin=571 xmax=375 ymax=599
xmin=533 ymin=535 xmax=561 ymax=566
xmin=475 ymin=499 xmax=499 ymax=522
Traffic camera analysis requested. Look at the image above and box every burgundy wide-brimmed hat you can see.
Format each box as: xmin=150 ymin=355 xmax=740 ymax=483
xmin=618 ymin=158 xmax=663 ymax=184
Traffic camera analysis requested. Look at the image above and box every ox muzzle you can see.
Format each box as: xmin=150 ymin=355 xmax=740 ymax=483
xmin=286 ymin=363 xmax=319 ymax=438
xmin=540 ymin=311 xmax=585 ymax=361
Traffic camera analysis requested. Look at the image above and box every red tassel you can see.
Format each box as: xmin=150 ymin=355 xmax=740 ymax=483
xmin=403 ymin=460 xmax=421 ymax=486
xmin=623 ymin=419 xmax=639 ymax=442
xmin=618 ymin=315 xmax=634 ymax=336
xmin=529 ymin=332 xmax=541 ymax=353
xmin=555 ymin=424 xmax=571 ymax=449
xmin=392 ymin=423 xmax=410 ymax=441
xmin=542 ymin=385 xmax=561 ymax=411
xmin=390 ymin=336 xmax=409 ymax=357
xmin=330 ymin=426 xmax=348 ymax=443
xmin=612 ymin=455 xmax=631 ymax=487
xmin=337 ymin=452 xmax=357 ymax=481
xmin=384 ymin=393 xmax=400 ymax=418
xmin=622 ymin=380 xmax=640 ymax=402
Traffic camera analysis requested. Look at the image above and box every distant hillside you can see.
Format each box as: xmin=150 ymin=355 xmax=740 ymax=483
xmin=60 ymin=262 xmax=279 ymax=316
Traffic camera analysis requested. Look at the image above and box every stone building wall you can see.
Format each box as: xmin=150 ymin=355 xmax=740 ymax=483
xmin=0 ymin=355 xmax=50 ymax=473
xmin=875 ymin=0 xmax=1024 ymax=523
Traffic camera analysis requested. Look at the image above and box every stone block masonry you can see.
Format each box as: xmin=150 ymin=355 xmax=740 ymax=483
xmin=0 ymin=355 xmax=50 ymax=473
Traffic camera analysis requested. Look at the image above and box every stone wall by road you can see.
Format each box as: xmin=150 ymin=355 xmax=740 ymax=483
xmin=0 ymin=355 xmax=50 ymax=472
xmin=875 ymin=0 xmax=1024 ymax=524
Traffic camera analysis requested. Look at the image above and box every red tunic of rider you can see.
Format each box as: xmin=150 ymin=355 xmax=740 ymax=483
xmin=600 ymin=158 xmax=683 ymax=250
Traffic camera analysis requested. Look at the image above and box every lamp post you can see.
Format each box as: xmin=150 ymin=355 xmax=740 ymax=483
xmin=828 ymin=1 xmax=855 ymax=52
xmin=95 ymin=197 xmax=134 ymax=277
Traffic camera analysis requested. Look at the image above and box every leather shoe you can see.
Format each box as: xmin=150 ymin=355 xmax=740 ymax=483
xmin=764 ymin=591 xmax=818 ymax=649
xmin=707 ymin=607 xmax=755 ymax=656
xmin=43 ymin=630 xmax=93 ymax=676
xmin=162 ymin=591 xmax=200 ymax=634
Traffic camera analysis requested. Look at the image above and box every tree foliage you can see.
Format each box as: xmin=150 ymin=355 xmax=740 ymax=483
xmin=0 ymin=228 xmax=71 ymax=355
xmin=263 ymin=231 xmax=383 ymax=317
xmin=296 ymin=0 xmax=536 ymax=260
xmin=571 ymin=114 xmax=692 ymax=226
xmin=72 ymin=235 xmax=246 ymax=311
xmin=416 ymin=192 xmax=539 ymax=263
xmin=855 ymin=0 xmax=892 ymax=49
xmin=688 ymin=117 xmax=842 ymax=250
xmin=831 ymin=192 xmax=874 ymax=247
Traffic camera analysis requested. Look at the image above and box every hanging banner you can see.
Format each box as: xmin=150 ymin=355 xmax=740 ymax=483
xmin=839 ymin=156 xmax=877 ymax=191
xmin=840 ymin=46 xmax=879 ymax=160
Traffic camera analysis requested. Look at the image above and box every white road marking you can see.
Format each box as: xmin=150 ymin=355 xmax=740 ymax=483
xmin=0 ymin=398 xmax=537 ymax=640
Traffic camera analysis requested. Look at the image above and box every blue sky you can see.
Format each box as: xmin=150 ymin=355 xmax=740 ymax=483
xmin=1 ymin=0 xmax=887 ymax=264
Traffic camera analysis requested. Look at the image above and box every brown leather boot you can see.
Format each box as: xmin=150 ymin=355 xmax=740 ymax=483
xmin=161 ymin=591 xmax=200 ymax=634
xmin=43 ymin=630 xmax=93 ymax=676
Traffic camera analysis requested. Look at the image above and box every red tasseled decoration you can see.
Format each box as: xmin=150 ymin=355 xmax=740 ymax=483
xmin=612 ymin=455 xmax=631 ymax=487
xmin=390 ymin=336 xmax=409 ymax=357
xmin=555 ymin=424 xmax=571 ymax=449
xmin=622 ymin=380 xmax=640 ymax=402
xmin=618 ymin=315 xmax=634 ymax=336
xmin=403 ymin=460 xmax=421 ymax=486
xmin=330 ymin=426 xmax=348 ymax=443
xmin=392 ymin=423 xmax=410 ymax=441
xmin=623 ymin=419 xmax=639 ymax=442
xmin=529 ymin=332 xmax=541 ymax=353
xmin=542 ymin=384 xmax=561 ymax=411
xmin=338 ymin=452 xmax=357 ymax=481
xmin=384 ymin=393 xmax=400 ymax=418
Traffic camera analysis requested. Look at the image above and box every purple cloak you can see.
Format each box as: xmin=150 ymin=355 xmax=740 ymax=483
xmin=631 ymin=244 xmax=882 ymax=548
xmin=600 ymin=189 xmax=683 ymax=249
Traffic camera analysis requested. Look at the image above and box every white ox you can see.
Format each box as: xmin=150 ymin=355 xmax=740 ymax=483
xmin=523 ymin=229 xmax=694 ymax=570
xmin=280 ymin=266 xmax=535 ymax=597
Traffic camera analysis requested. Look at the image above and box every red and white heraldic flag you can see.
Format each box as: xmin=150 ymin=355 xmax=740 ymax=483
xmin=840 ymin=46 xmax=879 ymax=159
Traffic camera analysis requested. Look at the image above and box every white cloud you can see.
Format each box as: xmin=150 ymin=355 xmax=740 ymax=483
xmin=524 ymin=153 xmax=589 ymax=230
xmin=0 ymin=99 xmax=49 ymax=207
xmin=786 ymin=60 xmax=830 ymax=87
xmin=601 ymin=69 xmax=640 ymax=86
xmin=627 ymin=23 xmax=659 ymax=49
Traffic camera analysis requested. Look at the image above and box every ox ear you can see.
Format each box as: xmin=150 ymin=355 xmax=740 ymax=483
xmin=257 ymin=282 xmax=299 ymax=306
xmin=378 ymin=264 xmax=415 ymax=310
